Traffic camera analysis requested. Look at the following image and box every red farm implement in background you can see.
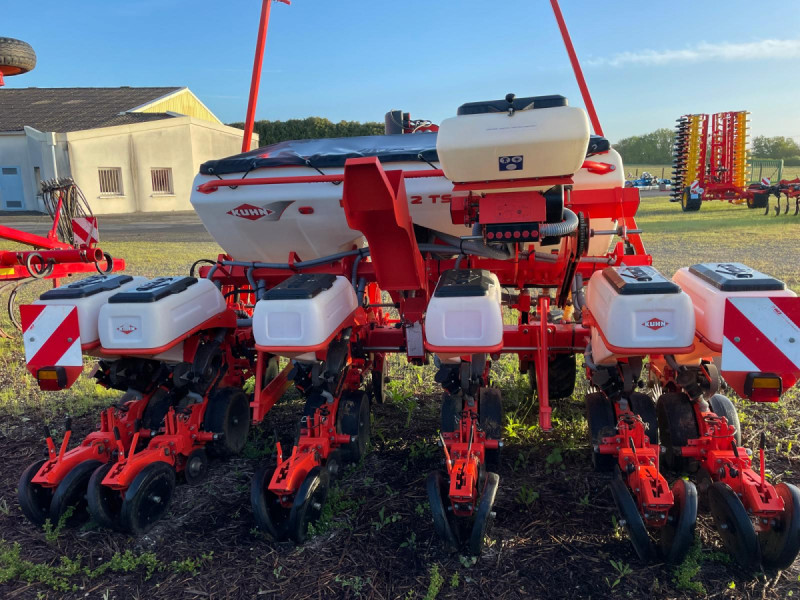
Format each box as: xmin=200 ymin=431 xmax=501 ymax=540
xmin=670 ymin=111 xmax=798 ymax=215
xmin=10 ymin=0 xmax=800 ymax=571
xmin=0 ymin=40 xmax=124 ymax=337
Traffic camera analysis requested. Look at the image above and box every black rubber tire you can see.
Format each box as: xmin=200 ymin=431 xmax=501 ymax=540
xmin=250 ymin=463 xmax=289 ymax=541
xmin=707 ymin=481 xmax=760 ymax=570
xmin=527 ymin=353 xmax=577 ymax=399
xmin=49 ymin=459 xmax=103 ymax=527
xmin=747 ymin=193 xmax=769 ymax=209
xmin=288 ymin=466 xmax=329 ymax=543
xmin=0 ymin=38 xmax=36 ymax=76
xmin=629 ymin=393 xmax=658 ymax=445
xmin=18 ymin=459 xmax=53 ymax=526
xmin=203 ymin=387 xmax=251 ymax=457
xmin=427 ymin=470 xmax=459 ymax=553
xmin=610 ymin=471 xmax=655 ymax=561
xmin=681 ymin=186 xmax=702 ymax=212
xmin=658 ymin=478 xmax=698 ymax=564
xmin=440 ymin=393 xmax=462 ymax=433
xmin=120 ymin=462 xmax=176 ymax=535
xmin=759 ymin=482 xmax=800 ymax=570
xmin=479 ymin=388 xmax=503 ymax=469
xmin=708 ymin=394 xmax=741 ymax=447
xmin=336 ymin=390 xmax=370 ymax=463
xmin=371 ymin=355 xmax=388 ymax=404
xmin=656 ymin=392 xmax=698 ymax=472
xmin=469 ymin=472 xmax=499 ymax=556
xmin=325 ymin=449 xmax=344 ymax=481
xmin=86 ymin=463 xmax=124 ymax=531
xmin=586 ymin=392 xmax=616 ymax=472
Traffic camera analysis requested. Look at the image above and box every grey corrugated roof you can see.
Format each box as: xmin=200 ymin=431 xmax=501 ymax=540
xmin=0 ymin=87 xmax=182 ymax=132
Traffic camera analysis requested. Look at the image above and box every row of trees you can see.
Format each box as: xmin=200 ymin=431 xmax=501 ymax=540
xmin=229 ymin=117 xmax=384 ymax=147
xmin=615 ymin=130 xmax=800 ymax=165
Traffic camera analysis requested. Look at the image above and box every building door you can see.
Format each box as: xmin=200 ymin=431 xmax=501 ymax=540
xmin=0 ymin=167 xmax=25 ymax=211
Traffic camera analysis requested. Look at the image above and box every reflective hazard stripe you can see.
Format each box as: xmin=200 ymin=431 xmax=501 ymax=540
xmin=20 ymin=305 xmax=83 ymax=368
xmin=72 ymin=217 xmax=99 ymax=246
xmin=721 ymin=297 xmax=800 ymax=375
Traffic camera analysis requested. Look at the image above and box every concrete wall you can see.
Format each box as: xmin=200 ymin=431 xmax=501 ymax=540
xmin=65 ymin=117 xmax=257 ymax=214
xmin=0 ymin=130 xmax=69 ymax=211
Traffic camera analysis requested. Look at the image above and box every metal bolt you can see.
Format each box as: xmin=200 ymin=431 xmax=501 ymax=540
xmin=789 ymin=337 xmax=796 ymax=344
xmin=734 ymin=336 xmax=741 ymax=343
xmin=619 ymin=519 xmax=627 ymax=527
xmin=719 ymin=523 xmax=728 ymax=530
xmin=312 ymin=502 xmax=322 ymax=511
xmin=67 ymin=337 xmax=73 ymax=343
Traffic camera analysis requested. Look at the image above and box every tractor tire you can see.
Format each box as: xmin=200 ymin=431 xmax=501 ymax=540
xmin=0 ymin=38 xmax=36 ymax=76
xmin=709 ymin=394 xmax=741 ymax=447
xmin=747 ymin=193 xmax=769 ymax=209
xmin=656 ymin=392 xmax=698 ymax=472
xmin=527 ymin=353 xmax=577 ymax=400
xmin=585 ymin=392 xmax=616 ymax=473
xmin=629 ymin=392 xmax=658 ymax=445
xmin=680 ymin=186 xmax=701 ymax=212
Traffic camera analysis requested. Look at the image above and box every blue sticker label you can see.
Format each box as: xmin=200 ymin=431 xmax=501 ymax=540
xmin=499 ymin=155 xmax=523 ymax=171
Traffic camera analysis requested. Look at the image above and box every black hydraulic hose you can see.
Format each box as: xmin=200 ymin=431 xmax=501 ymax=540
xmin=432 ymin=231 xmax=512 ymax=260
xmin=539 ymin=207 xmax=579 ymax=238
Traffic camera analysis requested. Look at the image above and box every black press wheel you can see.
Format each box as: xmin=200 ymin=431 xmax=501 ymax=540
xmin=658 ymin=478 xmax=698 ymax=564
xmin=681 ymin=186 xmax=701 ymax=212
xmin=203 ymin=387 xmax=251 ymax=457
xmin=371 ymin=354 xmax=388 ymax=404
xmin=119 ymin=461 xmax=176 ymax=535
xmin=18 ymin=459 xmax=53 ymax=526
xmin=708 ymin=394 xmax=741 ymax=447
xmin=586 ymin=392 xmax=616 ymax=473
xmin=183 ymin=449 xmax=209 ymax=486
xmin=629 ymin=392 xmax=658 ymax=445
xmin=49 ymin=459 xmax=103 ymax=527
xmin=250 ymin=462 xmax=289 ymax=541
xmin=288 ymin=466 xmax=329 ymax=543
xmin=440 ymin=393 xmax=463 ymax=433
xmin=610 ymin=469 xmax=654 ymax=561
xmin=656 ymin=392 xmax=699 ymax=472
xmin=336 ymin=390 xmax=370 ymax=463
xmin=469 ymin=472 xmax=499 ymax=556
xmin=759 ymin=482 xmax=800 ymax=570
xmin=707 ymin=481 xmax=760 ymax=570
xmin=527 ymin=353 xmax=577 ymax=399
xmin=427 ymin=470 xmax=460 ymax=553
xmin=479 ymin=388 xmax=503 ymax=469
xmin=87 ymin=462 xmax=124 ymax=531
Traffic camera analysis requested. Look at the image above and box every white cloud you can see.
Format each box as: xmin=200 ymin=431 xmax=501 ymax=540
xmin=587 ymin=39 xmax=800 ymax=67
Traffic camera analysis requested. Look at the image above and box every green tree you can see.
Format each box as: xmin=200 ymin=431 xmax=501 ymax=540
xmin=751 ymin=135 xmax=800 ymax=160
xmin=614 ymin=128 xmax=674 ymax=163
xmin=229 ymin=117 xmax=385 ymax=147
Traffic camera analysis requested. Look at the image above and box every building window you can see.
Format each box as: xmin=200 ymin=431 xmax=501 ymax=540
xmin=151 ymin=168 xmax=173 ymax=195
xmin=98 ymin=168 xmax=123 ymax=196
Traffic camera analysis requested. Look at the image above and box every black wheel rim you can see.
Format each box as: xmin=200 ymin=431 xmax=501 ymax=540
xmin=337 ymin=392 xmax=370 ymax=463
xmin=226 ymin=395 xmax=251 ymax=454
xmin=250 ymin=463 xmax=290 ymax=540
xmin=326 ymin=450 xmax=343 ymax=481
xmin=659 ymin=478 xmax=698 ymax=564
xmin=87 ymin=463 xmax=124 ymax=531
xmin=49 ymin=459 xmax=103 ymax=527
xmin=707 ymin=481 xmax=760 ymax=569
xmin=586 ymin=393 xmax=616 ymax=473
xmin=426 ymin=471 xmax=459 ymax=553
xmin=759 ymin=482 xmax=800 ymax=570
xmin=184 ymin=449 xmax=208 ymax=486
xmin=469 ymin=472 xmax=499 ymax=556
xmin=121 ymin=462 xmax=176 ymax=535
xmin=18 ymin=459 xmax=53 ymax=526
xmin=288 ymin=466 xmax=329 ymax=543
xmin=610 ymin=471 xmax=654 ymax=561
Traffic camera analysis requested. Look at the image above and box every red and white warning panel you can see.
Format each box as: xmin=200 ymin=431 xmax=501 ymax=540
xmin=721 ymin=297 xmax=800 ymax=401
xmin=20 ymin=304 xmax=83 ymax=390
xmin=71 ymin=217 xmax=99 ymax=247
